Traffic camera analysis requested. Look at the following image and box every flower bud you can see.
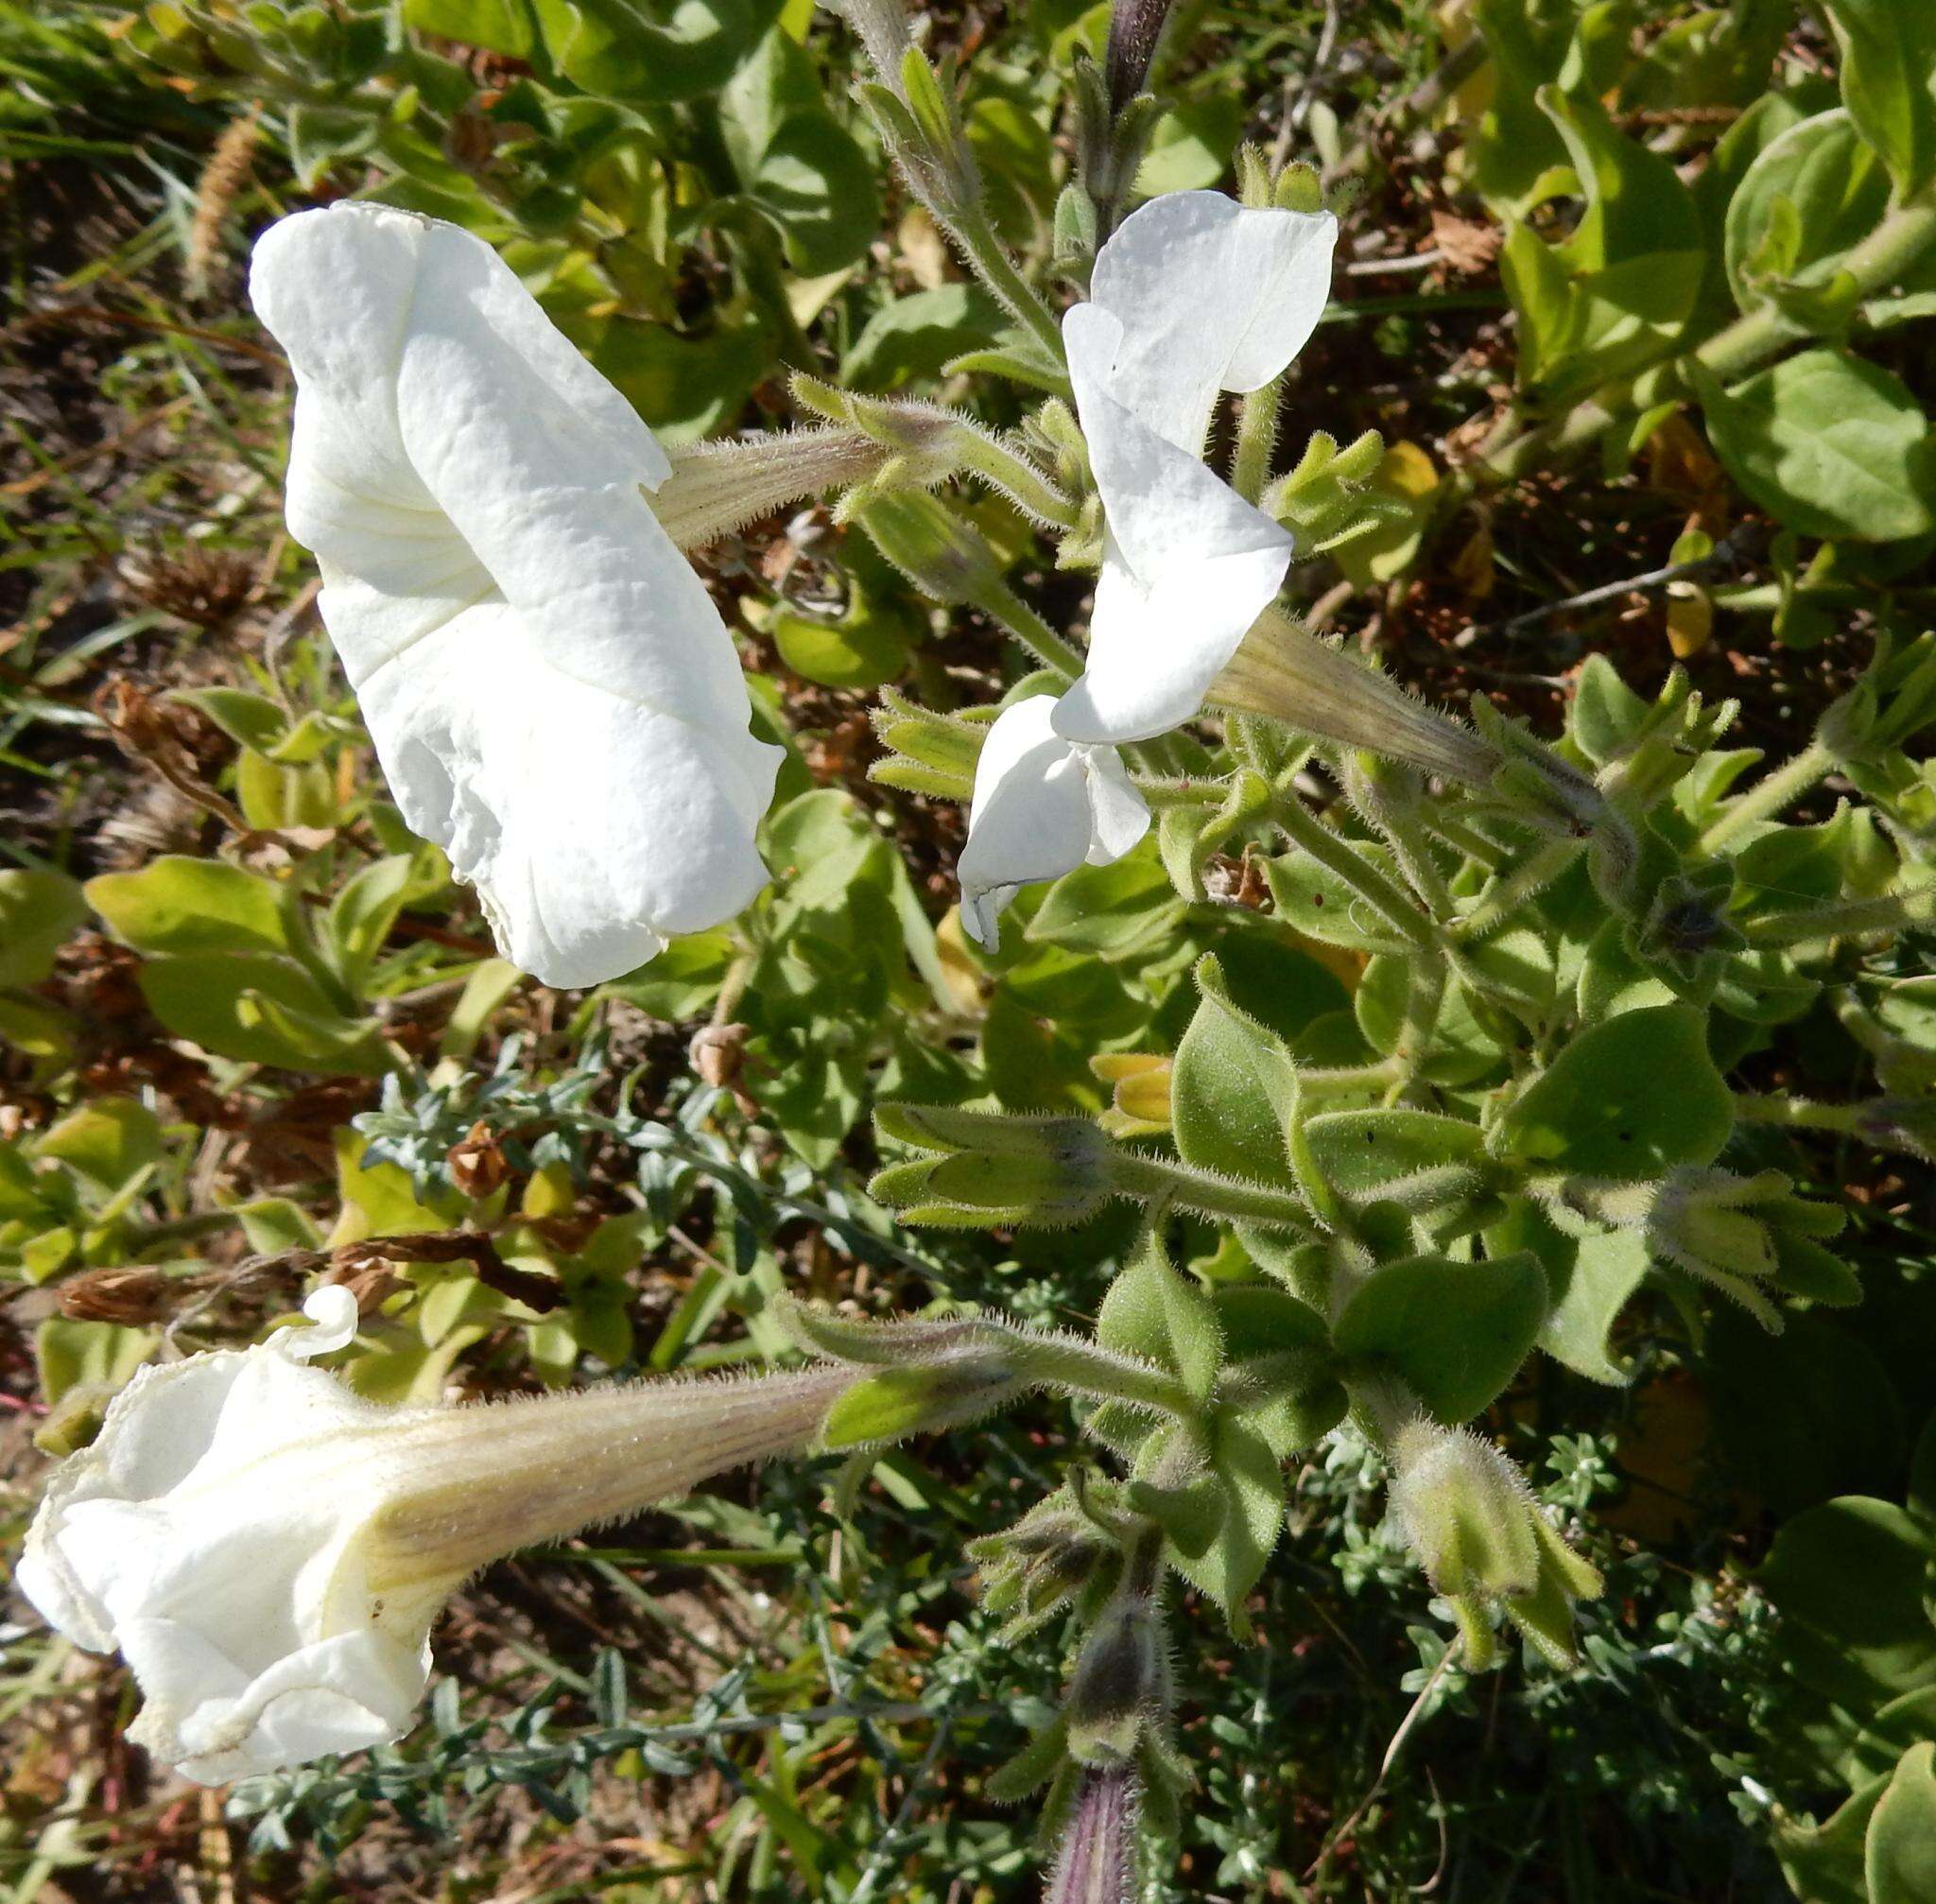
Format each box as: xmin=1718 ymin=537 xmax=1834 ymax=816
xmin=1629 ymin=867 xmax=1746 ymax=980
xmin=872 ymin=1102 xmax=1118 ymax=1227
xmin=869 ymin=687 xmax=991 ymax=802
xmin=1645 ymin=1168 xmax=1847 ymax=1327
xmin=1066 ymin=1590 xmax=1168 ymax=1765
xmin=971 ymin=1486 xmax=1126 ymax=1635
xmin=1094 ymin=1052 xmax=1171 ymax=1138
xmin=856 ymin=491 xmax=1010 ymax=605
xmin=1389 ymin=1420 xmax=1602 ymax=1670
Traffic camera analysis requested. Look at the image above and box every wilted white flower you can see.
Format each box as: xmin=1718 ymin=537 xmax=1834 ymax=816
xmin=249 ymin=203 xmax=782 ymax=989
xmin=956 ymin=695 xmax=1150 ymax=948
xmin=19 ymin=1288 xmax=848 ymax=1785
xmin=1056 ymin=189 xmax=1337 ymax=745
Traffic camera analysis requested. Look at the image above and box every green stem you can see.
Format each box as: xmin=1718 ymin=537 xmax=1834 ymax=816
xmin=1114 ymin=1153 xmax=1317 ymax=1235
xmin=1448 ymin=838 xmax=1585 ymax=942
xmin=1696 ymin=740 xmax=1832 ymax=857
xmin=945 ymin=204 xmax=1066 ymax=369
xmin=1011 ymin=1333 xmax=1198 ymax=1420
xmin=1731 ymin=1092 xmax=1861 ymax=1135
xmin=1231 ymin=377 xmax=1282 ymax=505
xmin=1270 ymin=789 xmax=1438 ymax=953
xmin=976 ymin=575 xmax=1086 ymax=682
xmin=1745 ymin=886 xmax=1936 ymax=948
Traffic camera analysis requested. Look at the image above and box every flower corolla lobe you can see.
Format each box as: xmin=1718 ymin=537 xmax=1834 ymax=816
xmin=1055 ymin=190 xmax=1337 ymax=745
xmin=249 ymin=203 xmax=781 ymax=988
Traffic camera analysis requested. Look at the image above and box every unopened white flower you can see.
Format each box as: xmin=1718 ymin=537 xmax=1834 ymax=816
xmin=249 ymin=203 xmax=782 ymax=989
xmin=19 ymin=1288 xmax=847 ymax=1785
xmin=956 ymin=695 xmax=1150 ymax=948
xmin=1056 ymin=189 xmax=1337 ymax=745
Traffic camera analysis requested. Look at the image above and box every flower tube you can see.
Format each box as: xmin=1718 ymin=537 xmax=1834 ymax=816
xmin=19 ymin=1289 xmax=849 ymax=1784
xmin=249 ymin=203 xmax=782 ymax=989
xmin=955 ymin=695 xmax=1150 ymax=947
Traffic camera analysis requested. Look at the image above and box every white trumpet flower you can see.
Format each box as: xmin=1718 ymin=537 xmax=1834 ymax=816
xmin=19 ymin=1289 xmax=848 ymax=1785
xmin=249 ymin=203 xmax=782 ymax=989
xmin=956 ymin=695 xmax=1150 ymax=948
xmin=1055 ymin=189 xmax=1337 ymax=746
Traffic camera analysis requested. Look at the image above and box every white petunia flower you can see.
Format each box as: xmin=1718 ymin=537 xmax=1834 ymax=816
xmin=956 ymin=695 xmax=1150 ymax=949
xmin=249 ymin=203 xmax=783 ymax=989
xmin=19 ymin=1288 xmax=848 ymax=1785
xmin=1054 ymin=190 xmax=1338 ymax=746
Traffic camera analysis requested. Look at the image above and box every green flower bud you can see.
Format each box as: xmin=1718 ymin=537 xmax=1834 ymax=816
xmin=1066 ymin=1590 xmax=1168 ymax=1766
xmin=873 ymin=1103 xmax=1117 ymax=1227
xmin=869 ymin=687 xmax=992 ymax=802
xmin=1389 ymin=1421 xmax=1602 ymax=1670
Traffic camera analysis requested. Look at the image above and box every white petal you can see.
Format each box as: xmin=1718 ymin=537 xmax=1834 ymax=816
xmin=1058 ymin=304 xmax=1293 ymax=744
xmin=353 ymin=598 xmax=774 ymax=988
xmin=127 ymin=1621 xmax=427 ymax=1785
xmin=248 ymin=204 xmax=780 ymax=988
xmin=1083 ymin=742 xmax=1154 ymax=863
xmin=956 ymin=697 xmax=1150 ymax=946
xmin=292 ymin=1286 xmax=360 ymax=1358
xmin=1087 ymin=190 xmax=1338 ymax=454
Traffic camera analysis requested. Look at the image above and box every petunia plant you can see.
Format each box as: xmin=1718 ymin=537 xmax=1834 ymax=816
xmin=17 ymin=2 xmax=1936 ymax=1898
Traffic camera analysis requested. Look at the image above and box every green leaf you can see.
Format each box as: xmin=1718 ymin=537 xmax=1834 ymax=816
xmin=35 ymin=1316 xmax=154 ymax=1411
xmin=1760 ymin=1496 xmax=1936 ymax=1708
xmin=530 ymin=0 xmax=762 ymax=101
xmin=1775 ymin=1776 xmax=1887 ymax=1904
xmin=1263 ymin=839 xmax=1412 ymax=954
xmin=406 ymin=0 xmax=535 ymax=56
xmin=88 ymin=857 xmax=290 ymax=958
xmin=1724 ymin=110 xmax=1894 ymax=318
xmin=605 ymin=928 xmax=736 ymax=1019
xmin=721 ymin=26 xmax=879 ymax=273
xmin=1567 ymin=653 xmax=1651 ymax=767
xmin=840 ymin=285 xmax=1004 ymax=393
xmin=1355 ymin=957 xmax=1505 ymax=1087
xmin=1871 ymin=1744 xmax=1936 ymax=1904
xmin=1493 ymin=1003 xmax=1733 ymax=1179
xmin=1155 ymin=1411 xmax=1287 ymax=1636
xmin=1692 ymin=349 xmax=1936 ymax=543
xmin=139 ymin=954 xmax=389 ymax=1075
xmin=1820 ymin=0 xmax=1936 ymax=192
xmin=771 ymin=598 xmax=915 ymax=689
xmin=1488 ymin=1199 xmax=1646 ymax=1386
xmin=1333 ymin=1251 xmax=1547 ymax=1424
xmin=1303 ymin=1109 xmax=1486 ymax=1198
xmin=1172 ymin=955 xmax=1335 ymax=1222
xmin=35 ymin=1099 xmax=163 ymax=1195
xmin=1096 ymin=1239 xmax=1222 ymax=1400
xmin=325 ymin=853 xmax=422 ymax=993
xmin=1028 ymin=846 xmax=1182 ymax=955
xmin=171 ymin=686 xmax=289 ymax=753
xmin=0 ymin=868 xmax=85 ymax=990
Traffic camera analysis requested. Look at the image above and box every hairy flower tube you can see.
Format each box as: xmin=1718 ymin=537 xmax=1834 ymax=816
xmin=1055 ymin=188 xmax=1337 ymax=745
xmin=249 ymin=203 xmax=782 ymax=988
xmin=19 ymin=1289 xmax=849 ymax=1784
xmin=956 ymin=695 xmax=1150 ymax=947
